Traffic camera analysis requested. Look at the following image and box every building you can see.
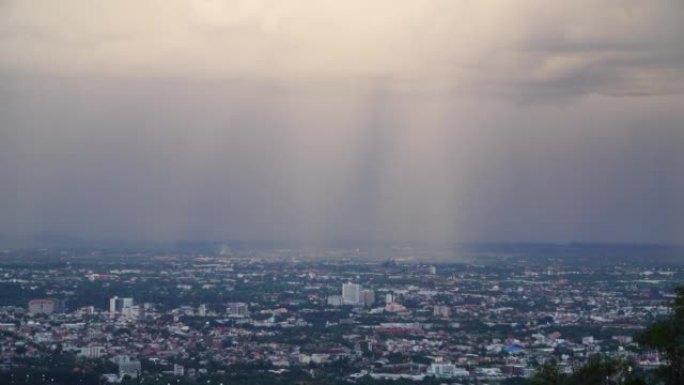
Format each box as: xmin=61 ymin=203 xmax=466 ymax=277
xmin=299 ymin=354 xmax=330 ymax=364
xmin=427 ymin=363 xmax=469 ymax=379
xmin=79 ymin=346 xmax=106 ymax=358
xmin=226 ymin=302 xmax=249 ymax=317
xmin=342 ymin=283 xmax=361 ymax=305
xmin=361 ymin=290 xmax=375 ymax=307
xmin=28 ymin=299 xmax=64 ymax=315
xmin=121 ymin=305 xmax=142 ymax=320
xmin=109 ymin=297 xmax=134 ymax=313
xmin=198 ymin=304 xmax=207 ymax=317
xmin=433 ymin=305 xmax=451 ymax=318
xmin=115 ymin=355 xmax=141 ymax=379
xmin=173 ymin=364 xmax=185 ymax=376
xmin=384 ymin=302 xmax=407 ymax=313
xmin=327 ymin=295 xmax=344 ymax=306
xmin=385 ymin=293 xmax=395 ymax=304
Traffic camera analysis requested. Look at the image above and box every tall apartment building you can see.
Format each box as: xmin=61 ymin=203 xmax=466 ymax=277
xmin=342 ymin=282 xmax=361 ymax=305
xmin=109 ymin=296 xmax=134 ymax=313
xmin=28 ymin=299 xmax=64 ymax=315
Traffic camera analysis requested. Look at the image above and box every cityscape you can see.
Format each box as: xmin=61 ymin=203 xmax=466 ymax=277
xmin=2 ymin=1 xmax=683 ymax=385
xmin=0 ymin=243 xmax=683 ymax=384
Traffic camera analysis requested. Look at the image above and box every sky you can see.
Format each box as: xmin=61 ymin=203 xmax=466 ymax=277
xmin=1 ymin=0 xmax=683 ymax=244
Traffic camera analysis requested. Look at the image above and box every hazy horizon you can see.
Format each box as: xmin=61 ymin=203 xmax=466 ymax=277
xmin=2 ymin=1 xmax=683 ymax=245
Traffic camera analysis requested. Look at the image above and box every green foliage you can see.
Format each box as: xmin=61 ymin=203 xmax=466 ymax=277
xmin=637 ymin=285 xmax=684 ymax=385
xmin=531 ymin=358 xmax=645 ymax=385
xmin=531 ymin=361 xmax=563 ymax=385
xmin=567 ymin=356 xmax=623 ymax=385
xmin=526 ymin=284 xmax=684 ymax=385
xmin=624 ymin=378 xmax=648 ymax=385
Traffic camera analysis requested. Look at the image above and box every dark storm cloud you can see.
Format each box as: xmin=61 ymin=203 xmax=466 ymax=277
xmin=0 ymin=1 xmax=683 ymax=244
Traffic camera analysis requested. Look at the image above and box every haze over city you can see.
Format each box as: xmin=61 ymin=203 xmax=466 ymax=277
xmin=5 ymin=3 xmax=684 ymax=385
xmin=1 ymin=0 xmax=683 ymax=244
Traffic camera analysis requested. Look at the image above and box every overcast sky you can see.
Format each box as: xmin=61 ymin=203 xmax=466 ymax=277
xmin=1 ymin=0 xmax=683 ymax=244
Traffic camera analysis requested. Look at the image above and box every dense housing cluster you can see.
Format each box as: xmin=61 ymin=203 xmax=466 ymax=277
xmin=0 ymin=243 xmax=681 ymax=384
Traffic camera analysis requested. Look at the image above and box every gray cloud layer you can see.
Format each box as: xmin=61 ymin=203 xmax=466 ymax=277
xmin=1 ymin=1 xmax=683 ymax=243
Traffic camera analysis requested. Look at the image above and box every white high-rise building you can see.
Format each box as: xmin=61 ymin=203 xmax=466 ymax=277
xmin=342 ymin=283 xmax=361 ymax=305
xmin=109 ymin=296 xmax=134 ymax=313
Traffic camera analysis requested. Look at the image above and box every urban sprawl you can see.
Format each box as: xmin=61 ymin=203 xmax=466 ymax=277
xmin=0 ymin=244 xmax=681 ymax=384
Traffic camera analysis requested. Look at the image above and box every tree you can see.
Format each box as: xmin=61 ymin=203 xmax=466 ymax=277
xmin=624 ymin=378 xmax=648 ymax=385
xmin=531 ymin=361 xmax=563 ymax=385
xmin=638 ymin=285 xmax=684 ymax=385
xmin=566 ymin=356 xmax=623 ymax=385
